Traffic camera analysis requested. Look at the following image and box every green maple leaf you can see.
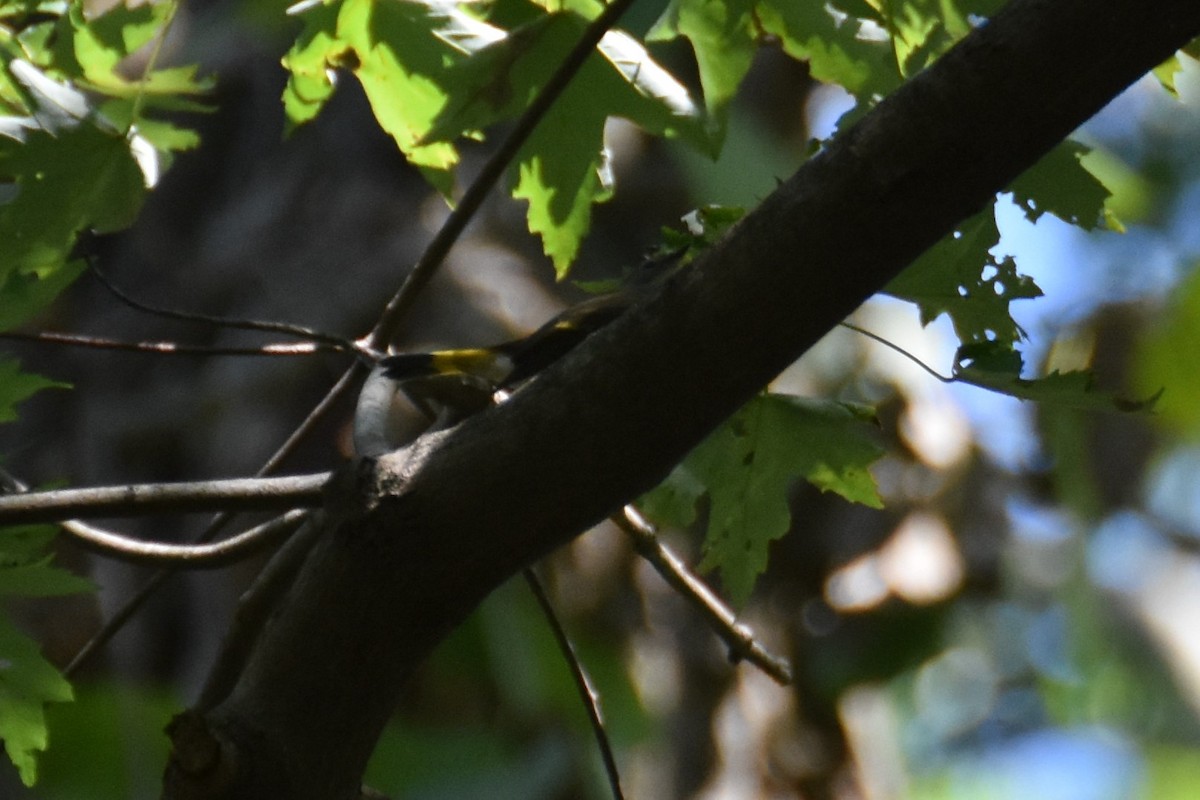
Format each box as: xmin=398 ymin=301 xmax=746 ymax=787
xmin=886 ymin=209 xmax=1042 ymax=345
xmin=42 ymin=2 xmax=210 ymax=165
xmin=55 ymin=2 xmax=211 ymax=106
xmin=647 ymin=0 xmax=756 ymax=143
xmin=284 ymin=0 xmax=707 ymax=271
xmin=283 ymin=0 xmax=498 ymax=191
xmin=425 ymin=13 xmax=709 ymax=271
xmin=280 ymin=0 xmax=344 ymax=129
xmin=0 ymin=523 xmax=90 ymax=788
xmin=0 ymin=62 xmax=152 ymax=329
xmin=1009 ymin=140 xmax=1116 ymax=231
xmin=641 ymin=394 xmax=884 ymax=605
xmin=0 ymin=617 xmax=74 ymax=787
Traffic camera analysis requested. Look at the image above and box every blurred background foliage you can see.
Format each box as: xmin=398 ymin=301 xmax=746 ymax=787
xmin=3 ymin=0 xmax=1200 ymax=798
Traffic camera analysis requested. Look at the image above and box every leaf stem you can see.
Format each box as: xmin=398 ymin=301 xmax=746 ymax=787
xmin=839 ymin=321 xmax=952 ymax=382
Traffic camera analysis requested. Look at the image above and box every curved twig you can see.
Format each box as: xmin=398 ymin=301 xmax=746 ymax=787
xmin=523 ymin=567 xmax=625 ymax=800
xmin=62 ymin=510 xmax=310 ymax=569
xmin=839 ymin=321 xmax=953 ymax=382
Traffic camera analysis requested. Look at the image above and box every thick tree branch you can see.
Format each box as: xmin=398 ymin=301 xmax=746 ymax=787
xmin=163 ymin=2 xmax=1200 ymax=798
xmin=0 ymin=473 xmax=329 ymax=524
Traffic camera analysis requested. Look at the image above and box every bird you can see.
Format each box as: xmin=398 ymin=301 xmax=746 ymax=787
xmin=352 ymin=247 xmax=685 ymax=457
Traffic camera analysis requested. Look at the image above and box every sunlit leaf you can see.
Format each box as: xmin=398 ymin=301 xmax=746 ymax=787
xmin=51 ymin=3 xmax=212 ymax=113
xmin=284 ymin=0 xmax=706 ymax=271
xmin=647 ymin=0 xmax=755 ymax=142
xmin=756 ymin=0 xmax=897 ymax=107
xmin=280 ymin=0 xmax=343 ymax=128
xmin=0 ymin=617 xmax=73 ymax=787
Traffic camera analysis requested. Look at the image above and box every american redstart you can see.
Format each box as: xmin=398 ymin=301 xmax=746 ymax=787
xmin=353 ymin=247 xmax=684 ymax=456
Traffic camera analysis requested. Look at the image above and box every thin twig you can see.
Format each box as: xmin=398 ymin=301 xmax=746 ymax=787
xmin=0 ymin=472 xmax=329 ymax=525
xmin=616 ymin=506 xmax=794 ymax=686
xmin=523 ymin=567 xmax=625 ymax=800
xmin=366 ymin=0 xmax=642 ymax=349
xmin=839 ymin=321 xmax=952 ymax=382
xmin=0 ymin=329 xmax=339 ymax=357
xmin=66 ymin=571 xmax=168 ymax=676
xmin=88 ymin=260 xmax=365 ymax=355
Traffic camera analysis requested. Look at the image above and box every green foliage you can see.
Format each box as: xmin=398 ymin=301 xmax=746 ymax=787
xmin=0 ymin=0 xmax=1195 ymax=789
xmin=0 ymin=526 xmax=91 ymax=787
xmin=0 ymin=365 xmax=85 ymax=787
xmin=37 ymin=681 xmax=177 ymax=797
xmin=0 ymin=0 xmax=206 ymax=332
xmin=641 ymin=394 xmax=884 ymax=604
xmin=954 ymin=341 xmax=1160 ymax=413
xmin=754 ymin=0 xmax=898 ymax=114
xmin=884 ymin=138 xmax=1120 ymax=415
xmin=647 ymin=0 xmax=756 ymax=141
xmin=0 ymin=616 xmax=73 ymax=787
xmin=649 ymin=0 xmax=1009 ymax=141
xmin=0 ymin=2 xmax=201 ymax=785
xmin=282 ymin=0 xmax=708 ymax=272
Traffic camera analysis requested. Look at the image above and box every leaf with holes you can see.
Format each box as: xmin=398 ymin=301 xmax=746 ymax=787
xmin=1010 ymin=140 xmax=1116 ymax=231
xmin=886 ymin=209 xmax=1042 ymax=345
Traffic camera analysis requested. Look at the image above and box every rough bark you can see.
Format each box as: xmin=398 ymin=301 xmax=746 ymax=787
xmin=162 ymin=0 xmax=1200 ymax=797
